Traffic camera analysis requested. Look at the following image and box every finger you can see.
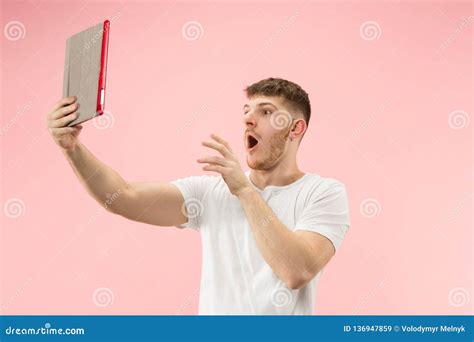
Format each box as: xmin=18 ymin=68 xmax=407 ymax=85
xmin=54 ymin=102 xmax=79 ymax=120
xmin=51 ymin=96 xmax=76 ymax=113
xmin=50 ymin=102 xmax=79 ymax=120
xmin=202 ymin=164 xmax=227 ymax=174
xmin=196 ymin=156 xmax=228 ymax=166
xmin=201 ymin=141 xmax=232 ymax=158
xmin=48 ymin=112 xmax=78 ymax=128
xmin=210 ymin=134 xmax=233 ymax=152
xmin=49 ymin=126 xmax=80 ymax=136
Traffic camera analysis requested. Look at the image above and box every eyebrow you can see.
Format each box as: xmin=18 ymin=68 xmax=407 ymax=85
xmin=243 ymin=102 xmax=278 ymax=110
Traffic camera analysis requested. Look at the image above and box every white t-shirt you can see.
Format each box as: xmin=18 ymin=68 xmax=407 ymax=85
xmin=170 ymin=170 xmax=350 ymax=315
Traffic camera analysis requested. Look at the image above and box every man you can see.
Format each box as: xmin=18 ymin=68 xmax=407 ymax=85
xmin=46 ymin=77 xmax=350 ymax=315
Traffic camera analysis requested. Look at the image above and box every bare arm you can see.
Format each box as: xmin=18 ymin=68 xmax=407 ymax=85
xmin=237 ymin=187 xmax=335 ymax=290
xmin=196 ymin=134 xmax=335 ymax=290
xmin=47 ymin=96 xmax=187 ymax=227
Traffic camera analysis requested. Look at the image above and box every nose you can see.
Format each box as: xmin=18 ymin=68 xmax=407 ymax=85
xmin=243 ymin=110 xmax=257 ymax=128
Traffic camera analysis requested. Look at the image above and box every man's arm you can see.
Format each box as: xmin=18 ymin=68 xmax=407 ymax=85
xmin=237 ymin=188 xmax=335 ymax=290
xmin=63 ymin=143 xmax=188 ymax=227
xmin=48 ymin=96 xmax=188 ymax=227
xmin=196 ymin=134 xmax=335 ymax=290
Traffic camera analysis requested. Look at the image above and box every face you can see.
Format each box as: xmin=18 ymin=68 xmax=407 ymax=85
xmin=242 ymin=96 xmax=295 ymax=170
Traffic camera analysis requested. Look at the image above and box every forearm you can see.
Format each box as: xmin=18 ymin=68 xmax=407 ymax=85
xmin=237 ymin=188 xmax=314 ymax=288
xmin=62 ymin=142 xmax=130 ymax=211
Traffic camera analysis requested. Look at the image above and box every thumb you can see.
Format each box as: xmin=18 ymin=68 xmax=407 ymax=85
xmin=72 ymin=125 xmax=83 ymax=137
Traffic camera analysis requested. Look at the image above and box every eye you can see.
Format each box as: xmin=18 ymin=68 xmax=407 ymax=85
xmin=264 ymin=109 xmax=272 ymax=115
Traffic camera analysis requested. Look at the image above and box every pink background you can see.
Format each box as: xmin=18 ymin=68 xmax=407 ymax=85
xmin=1 ymin=0 xmax=472 ymax=315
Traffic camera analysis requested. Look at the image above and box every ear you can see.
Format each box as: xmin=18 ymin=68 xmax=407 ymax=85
xmin=290 ymin=118 xmax=307 ymax=140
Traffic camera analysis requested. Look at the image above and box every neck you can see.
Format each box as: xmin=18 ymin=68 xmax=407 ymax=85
xmin=249 ymin=158 xmax=305 ymax=190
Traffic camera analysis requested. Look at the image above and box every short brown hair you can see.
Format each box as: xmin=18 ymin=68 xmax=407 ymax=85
xmin=244 ymin=77 xmax=311 ymax=126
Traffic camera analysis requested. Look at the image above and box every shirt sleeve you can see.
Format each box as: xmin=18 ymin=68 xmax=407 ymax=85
xmin=294 ymin=181 xmax=350 ymax=252
xmin=170 ymin=175 xmax=215 ymax=231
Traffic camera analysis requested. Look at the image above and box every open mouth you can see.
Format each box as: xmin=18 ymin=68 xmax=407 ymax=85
xmin=246 ymin=133 xmax=260 ymax=150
